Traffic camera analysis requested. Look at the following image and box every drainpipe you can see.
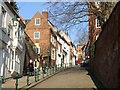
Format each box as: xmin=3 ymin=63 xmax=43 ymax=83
xmin=2 ymin=49 xmax=6 ymax=82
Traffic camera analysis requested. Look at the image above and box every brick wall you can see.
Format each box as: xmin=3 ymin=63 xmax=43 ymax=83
xmin=25 ymin=11 xmax=50 ymax=56
xmin=88 ymin=2 xmax=102 ymax=46
xmin=93 ymin=2 xmax=120 ymax=88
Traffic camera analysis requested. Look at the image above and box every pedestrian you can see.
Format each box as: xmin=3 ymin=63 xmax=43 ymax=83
xmin=33 ymin=59 xmax=39 ymax=75
xmin=42 ymin=58 xmax=47 ymax=74
xmin=28 ymin=59 xmax=34 ymax=75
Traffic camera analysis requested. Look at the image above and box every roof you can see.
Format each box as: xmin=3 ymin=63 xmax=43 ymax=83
xmin=76 ymin=45 xmax=83 ymax=51
xmin=57 ymin=31 xmax=70 ymax=46
xmin=25 ymin=19 xmax=31 ymax=25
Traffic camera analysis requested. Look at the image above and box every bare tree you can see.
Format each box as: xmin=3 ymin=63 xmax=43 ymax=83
xmin=47 ymin=1 xmax=117 ymax=30
xmin=74 ymin=24 xmax=88 ymax=45
xmin=87 ymin=1 xmax=117 ymax=27
xmin=47 ymin=2 xmax=88 ymax=31
xmin=46 ymin=1 xmax=117 ymax=45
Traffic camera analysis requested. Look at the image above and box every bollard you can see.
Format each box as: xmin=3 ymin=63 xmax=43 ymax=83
xmin=27 ymin=69 xmax=30 ymax=86
xmin=46 ymin=67 xmax=48 ymax=76
xmin=52 ymin=67 xmax=54 ymax=74
xmin=42 ymin=68 xmax=45 ymax=78
xmin=37 ymin=70 xmax=39 ymax=81
xmin=60 ymin=64 xmax=61 ymax=70
xmin=65 ymin=63 xmax=66 ymax=69
xmin=58 ymin=64 xmax=60 ymax=71
xmin=57 ymin=65 xmax=59 ymax=71
xmin=34 ymin=69 xmax=37 ymax=82
xmin=54 ymin=66 xmax=55 ymax=73
xmin=55 ymin=65 xmax=57 ymax=73
xmin=15 ymin=72 xmax=18 ymax=90
xmin=0 ymin=76 xmax=2 ymax=90
xmin=50 ymin=67 xmax=51 ymax=75
xmin=36 ymin=69 xmax=38 ymax=81
xmin=42 ymin=71 xmax=44 ymax=78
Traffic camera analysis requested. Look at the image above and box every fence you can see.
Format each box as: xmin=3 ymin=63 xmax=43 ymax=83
xmin=1 ymin=63 xmax=72 ymax=89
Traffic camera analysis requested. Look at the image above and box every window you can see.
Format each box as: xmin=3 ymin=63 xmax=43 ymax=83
xmin=34 ymin=32 xmax=40 ymax=39
xmin=2 ymin=7 xmax=7 ymax=28
xmin=35 ymin=48 xmax=40 ymax=54
xmin=35 ymin=18 xmax=40 ymax=25
xmin=96 ymin=18 xmax=101 ymax=28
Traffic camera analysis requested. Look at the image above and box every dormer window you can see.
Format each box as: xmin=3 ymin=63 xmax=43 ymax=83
xmin=35 ymin=18 xmax=40 ymax=25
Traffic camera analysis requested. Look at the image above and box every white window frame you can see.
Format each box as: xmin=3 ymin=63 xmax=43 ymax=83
xmin=35 ymin=47 xmax=40 ymax=54
xmin=35 ymin=18 xmax=40 ymax=25
xmin=96 ymin=18 xmax=101 ymax=28
xmin=34 ymin=32 xmax=40 ymax=39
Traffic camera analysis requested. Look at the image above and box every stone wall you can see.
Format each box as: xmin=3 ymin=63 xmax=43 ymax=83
xmin=93 ymin=2 xmax=120 ymax=88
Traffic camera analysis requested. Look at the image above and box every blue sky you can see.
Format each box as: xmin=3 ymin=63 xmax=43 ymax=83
xmin=17 ymin=2 xmax=46 ymax=19
xmin=17 ymin=2 xmax=88 ymax=45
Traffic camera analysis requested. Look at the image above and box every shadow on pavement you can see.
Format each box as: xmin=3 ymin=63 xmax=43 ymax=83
xmin=84 ymin=66 xmax=106 ymax=90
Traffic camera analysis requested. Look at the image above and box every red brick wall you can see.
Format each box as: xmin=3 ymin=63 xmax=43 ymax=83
xmin=93 ymin=2 xmax=120 ymax=88
xmin=88 ymin=2 xmax=102 ymax=46
xmin=25 ymin=11 xmax=50 ymax=56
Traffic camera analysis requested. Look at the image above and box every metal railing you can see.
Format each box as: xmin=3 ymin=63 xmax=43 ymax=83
xmin=1 ymin=64 xmax=73 ymax=89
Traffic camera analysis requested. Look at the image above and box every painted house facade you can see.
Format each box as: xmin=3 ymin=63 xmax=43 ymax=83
xmin=0 ymin=1 xmax=26 ymax=79
xmin=59 ymin=30 xmax=70 ymax=67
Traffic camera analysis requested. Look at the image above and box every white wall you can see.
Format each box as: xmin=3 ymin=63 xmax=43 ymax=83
xmin=56 ymin=36 xmax=62 ymax=66
xmin=0 ymin=2 xmax=2 ymax=27
xmin=0 ymin=50 xmax=3 ymax=76
xmin=0 ymin=2 xmax=26 ymax=78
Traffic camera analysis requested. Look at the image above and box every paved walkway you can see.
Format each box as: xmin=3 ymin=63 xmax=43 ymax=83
xmin=31 ymin=66 xmax=97 ymax=89
xmin=2 ymin=66 xmax=67 ymax=89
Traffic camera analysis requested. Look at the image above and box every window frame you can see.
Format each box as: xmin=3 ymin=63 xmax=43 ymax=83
xmin=35 ymin=18 xmax=41 ymax=25
xmin=36 ymin=47 xmax=40 ymax=54
xmin=34 ymin=32 xmax=40 ymax=39
xmin=96 ymin=18 xmax=101 ymax=28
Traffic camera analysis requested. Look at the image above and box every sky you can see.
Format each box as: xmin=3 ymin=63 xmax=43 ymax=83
xmin=17 ymin=2 xmax=88 ymax=45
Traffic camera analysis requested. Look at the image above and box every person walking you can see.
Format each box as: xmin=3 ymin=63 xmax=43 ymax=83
xmin=28 ymin=59 xmax=34 ymax=75
xmin=42 ymin=59 xmax=47 ymax=74
xmin=33 ymin=59 xmax=39 ymax=75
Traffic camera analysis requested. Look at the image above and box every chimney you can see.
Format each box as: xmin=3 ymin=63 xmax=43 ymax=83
xmin=42 ymin=9 xmax=48 ymax=20
xmin=42 ymin=9 xmax=48 ymax=26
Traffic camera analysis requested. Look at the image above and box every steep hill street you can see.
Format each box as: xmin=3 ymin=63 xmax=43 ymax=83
xmin=30 ymin=66 xmax=98 ymax=89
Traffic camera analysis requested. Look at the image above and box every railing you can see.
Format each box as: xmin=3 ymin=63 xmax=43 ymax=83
xmin=1 ymin=64 xmax=72 ymax=89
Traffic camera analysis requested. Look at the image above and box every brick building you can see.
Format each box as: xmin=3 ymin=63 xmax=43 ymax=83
xmin=76 ymin=45 xmax=83 ymax=65
xmin=25 ymin=10 xmax=57 ymax=67
xmin=88 ymin=2 xmax=102 ymax=46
